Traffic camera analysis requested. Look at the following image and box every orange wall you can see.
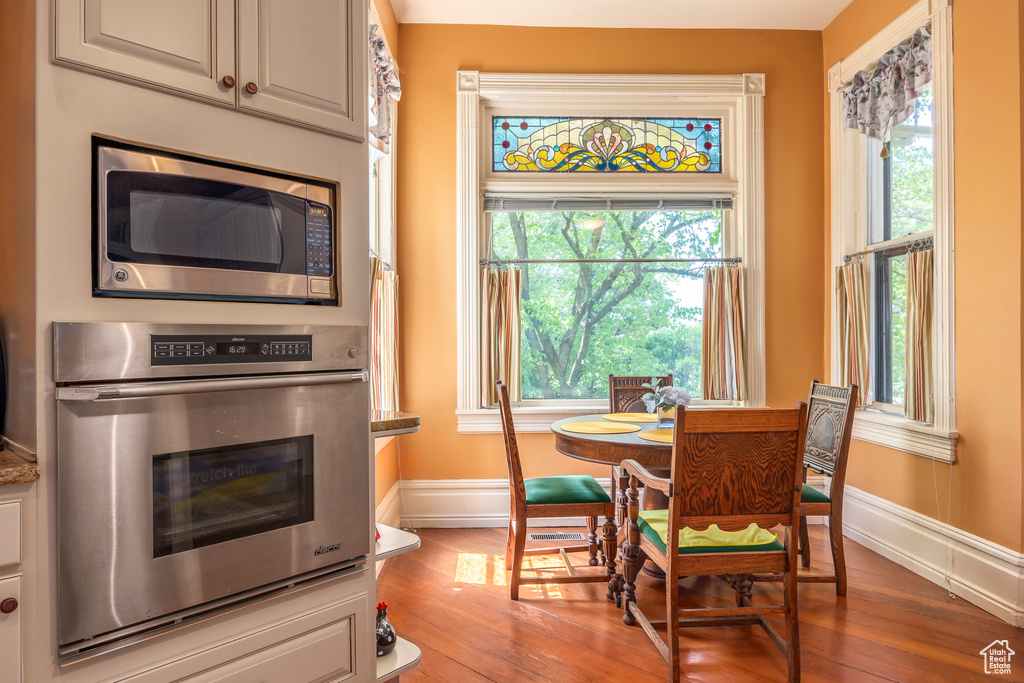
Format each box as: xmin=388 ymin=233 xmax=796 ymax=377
xmin=394 ymin=26 xmax=825 ymax=483
xmin=0 ymin=0 xmax=37 ymax=454
xmin=375 ymin=436 xmax=401 ymax=506
xmin=372 ymin=0 xmax=402 ymax=510
xmin=823 ymin=0 xmax=1024 ymax=550
xmin=374 ymin=433 xmax=401 ymax=509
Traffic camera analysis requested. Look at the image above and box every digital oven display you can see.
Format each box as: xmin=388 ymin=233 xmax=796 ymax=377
xmin=216 ymin=342 xmax=260 ymax=356
xmin=151 ymin=334 xmax=314 ymax=365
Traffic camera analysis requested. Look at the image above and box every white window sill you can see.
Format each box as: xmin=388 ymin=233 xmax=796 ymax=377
xmin=457 ymin=406 xmax=608 ymax=434
xmin=852 ymin=408 xmax=957 ymax=463
xmin=456 ymin=401 xmax=742 ymax=434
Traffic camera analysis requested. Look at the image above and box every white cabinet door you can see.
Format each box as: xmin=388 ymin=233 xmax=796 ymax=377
xmin=55 ymin=0 xmax=236 ymax=105
xmin=0 ymin=576 xmax=21 ymax=683
xmin=236 ymin=0 xmax=366 ymax=141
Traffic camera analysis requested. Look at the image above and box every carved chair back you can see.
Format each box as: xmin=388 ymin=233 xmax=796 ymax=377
xmin=496 ymin=381 xmax=527 ymax=517
xmin=608 ymin=374 xmax=673 ymax=413
xmin=668 ymin=406 xmax=808 ymax=532
xmin=803 ymin=381 xmax=858 ymax=480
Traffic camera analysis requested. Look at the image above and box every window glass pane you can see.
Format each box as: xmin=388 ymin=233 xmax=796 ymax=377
xmin=490 ymin=210 xmax=722 ymax=400
xmin=875 ymin=252 xmax=907 ymax=406
xmin=888 ymin=87 xmax=933 ymax=240
xmin=492 ymin=117 xmax=721 ymax=173
xmin=368 ymin=155 xmax=378 ymax=254
xmin=888 ymin=254 xmax=907 ymax=405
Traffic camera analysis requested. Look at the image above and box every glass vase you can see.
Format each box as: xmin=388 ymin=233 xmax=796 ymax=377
xmin=657 ymin=405 xmax=675 ymax=430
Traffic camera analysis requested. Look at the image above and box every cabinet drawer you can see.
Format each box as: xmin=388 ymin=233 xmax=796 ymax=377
xmin=0 ymin=501 xmax=20 ymax=568
xmin=187 ymin=616 xmax=354 ymax=683
xmin=116 ymin=590 xmax=367 ymax=683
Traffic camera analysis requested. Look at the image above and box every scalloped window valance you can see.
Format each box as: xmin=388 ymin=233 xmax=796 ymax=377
xmin=841 ymin=25 xmax=932 ymax=148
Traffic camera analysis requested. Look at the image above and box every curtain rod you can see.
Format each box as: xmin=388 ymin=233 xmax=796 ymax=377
xmin=370 ymin=250 xmax=393 ymax=271
xmin=843 ymin=235 xmax=933 ymax=263
xmin=480 ymin=257 xmax=741 ymax=266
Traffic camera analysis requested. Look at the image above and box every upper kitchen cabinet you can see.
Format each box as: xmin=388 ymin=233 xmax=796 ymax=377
xmin=236 ymin=0 xmax=365 ymax=140
xmin=54 ymin=0 xmax=236 ymax=105
xmin=54 ymin=0 xmax=366 ymax=141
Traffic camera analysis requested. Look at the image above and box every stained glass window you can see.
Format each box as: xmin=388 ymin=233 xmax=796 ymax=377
xmin=492 ymin=117 xmax=721 ymax=173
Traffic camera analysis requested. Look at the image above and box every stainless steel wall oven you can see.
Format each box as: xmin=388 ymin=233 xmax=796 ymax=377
xmin=94 ymin=137 xmax=338 ymax=305
xmin=54 ymin=322 xmax=370 ymax=661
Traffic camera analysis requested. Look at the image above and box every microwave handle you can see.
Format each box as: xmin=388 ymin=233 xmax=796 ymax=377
xmin=56 ymin=371 xmax=368 ymax=402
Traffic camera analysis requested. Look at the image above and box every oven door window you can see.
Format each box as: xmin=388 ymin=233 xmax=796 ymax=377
xmin=153 ymin=436 xmax=314 ymax=558
xmin=106 ymin=171 xmax=308 ymax=274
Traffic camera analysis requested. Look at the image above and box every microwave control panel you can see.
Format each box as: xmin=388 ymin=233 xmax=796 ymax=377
xmin=306 ymin=201 xmax=333 ymax=277
xmin=151 ymin=334 xmax=313 ymax=365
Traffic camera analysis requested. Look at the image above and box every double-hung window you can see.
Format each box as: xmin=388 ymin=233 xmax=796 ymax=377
xmin=829 ymin=0 xmax=956 ymax=461
xmin=867 ymin=87 xmax=933 ymax=409
xmin=456 ymin=73 xmax=767 ymax=433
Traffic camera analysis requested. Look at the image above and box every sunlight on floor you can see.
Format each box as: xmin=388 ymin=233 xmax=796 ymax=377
xmin=454 ymin=553 xmax=507 ymax=586
xmin=454 ymin=551 xmax=608 ymax=599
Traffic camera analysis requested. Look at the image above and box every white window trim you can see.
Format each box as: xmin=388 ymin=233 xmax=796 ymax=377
xmin=456 ymin=71 xmax=766 ymax=434
xmin=828 ymin=0 xmax=957 ymax=462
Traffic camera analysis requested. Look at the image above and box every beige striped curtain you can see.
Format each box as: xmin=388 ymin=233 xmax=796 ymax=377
xmin=905 ymin=250 xmax=934 ymax=422
xmin=483 ymin=268 xmax=523 ymax=406
xmin=370 ymin=257 xmax=400 ymax=412
xmin=701 ymin=267 xmax=747 ymax=400
xmin=836 ymin=262 xmax=870 ymax=405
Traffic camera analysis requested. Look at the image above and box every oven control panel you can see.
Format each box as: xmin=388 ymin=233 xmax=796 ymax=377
xmin=151 ymin=334 xmax=313 ymax=365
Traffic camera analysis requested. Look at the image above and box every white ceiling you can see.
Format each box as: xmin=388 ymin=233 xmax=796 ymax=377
xmin=391 ymin=0 xmax=856 ymax=31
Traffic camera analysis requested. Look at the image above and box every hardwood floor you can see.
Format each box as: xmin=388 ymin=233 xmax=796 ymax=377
xmin=376 ymin=525 xmax=1023 ymax=682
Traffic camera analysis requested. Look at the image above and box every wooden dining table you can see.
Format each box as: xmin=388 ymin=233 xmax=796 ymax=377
xmin=551 ymin=413 xmax=672 ymax=469
xmin=552 ymin=412 xmax=676 ymax=580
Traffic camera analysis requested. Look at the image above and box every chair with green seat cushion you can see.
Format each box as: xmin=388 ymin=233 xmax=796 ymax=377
xmin=619 ymin=404 xmax=809 ymax=683
xmin=636 ymin=509 xmax=783 ymax=554
xmin=796 ymin=381 xmax=858 ymax=595
xmin=496 ymin=382 xmax=618 ymax=601
xmin=799 ymin=483 xmax=831 ymax=505
xmin=524 ymin=475 xmax=611 ymax=505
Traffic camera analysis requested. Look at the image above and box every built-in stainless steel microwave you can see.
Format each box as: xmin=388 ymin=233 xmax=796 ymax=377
xmin=94 ymin=138 xmax=338 ymax=305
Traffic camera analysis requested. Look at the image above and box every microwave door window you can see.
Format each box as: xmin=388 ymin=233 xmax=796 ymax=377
xmin=130 ymin=190 xmax=284 ymax=267
xmin=152 ymin=436 xmax=314 ymax=558
xmin=106 ymin=171 xmax=307 ymax=275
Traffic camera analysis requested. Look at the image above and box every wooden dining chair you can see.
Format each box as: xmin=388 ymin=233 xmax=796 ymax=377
xmin=607 ymin=374 xmax=672 ymax=504
xmin=609 ymin=374 xmax=672 ymax=413
xmin=797 ymin=380 xmax=858 ymax=595
xmin=618 ymin=404 xmax=809 ymax=683
xmin=496 ymin=381 xmax=618 ymax=601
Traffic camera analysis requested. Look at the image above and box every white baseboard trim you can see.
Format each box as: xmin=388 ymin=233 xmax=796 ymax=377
xmin=376 ymin=480 xmax=402 ymax=528
xmin=374 ymin=481 xmax=402 ymax=578
xmin=842 ymin=484 xmax=1024 ymax=627
xmin=398 ymin=476 xmax=828 ymax=529
xmin=400 ymin=478 xmax=580 ymax=528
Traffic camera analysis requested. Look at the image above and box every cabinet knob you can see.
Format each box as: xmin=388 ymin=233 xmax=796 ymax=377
xmin=221 ymin=75 xmax=236 ymax=88
xmin=0 ymin=598 xmax=17 ymax=614
xmin=245 ymin=82 xmax=258 ymax=95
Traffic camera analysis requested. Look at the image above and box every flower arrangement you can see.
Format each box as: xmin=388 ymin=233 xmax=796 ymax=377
xmin=641 ymin=377 xmax=693 ymax=415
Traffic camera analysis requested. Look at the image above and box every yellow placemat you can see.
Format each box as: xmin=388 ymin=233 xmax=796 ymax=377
xmin=637 ymin=429 xmax=674 ymax=443
xmin=561 ymin=421 xmax=641 ymax=435
xmin=602 ymin=412 xmax=658 ymax=423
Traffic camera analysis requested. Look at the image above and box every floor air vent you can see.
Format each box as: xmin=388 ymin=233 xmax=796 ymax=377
xmin=526 ymin=532 xmax=586 ymax=542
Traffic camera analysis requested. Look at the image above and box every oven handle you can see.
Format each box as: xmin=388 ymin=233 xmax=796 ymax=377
xmin=56 ymin=371 xmax=368 ymax=402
